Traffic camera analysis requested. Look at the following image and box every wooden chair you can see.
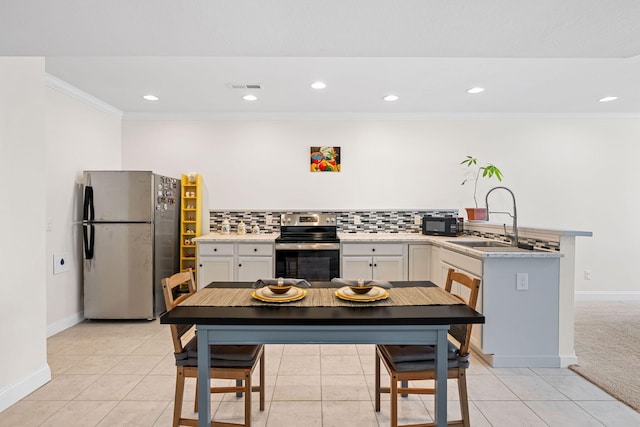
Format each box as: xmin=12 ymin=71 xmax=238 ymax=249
xmin=161 ymin=269 xmax=265 ymax=427
xmin=374 ymin=268 xmax=481 ymax=427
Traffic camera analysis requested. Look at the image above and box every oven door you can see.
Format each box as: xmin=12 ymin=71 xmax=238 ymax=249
xmin=275 ymin=243 xmax=340 ymax=281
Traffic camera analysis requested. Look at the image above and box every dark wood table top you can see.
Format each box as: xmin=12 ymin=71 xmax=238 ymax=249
xmin=160 ymin=281 xmax=485 ymax=326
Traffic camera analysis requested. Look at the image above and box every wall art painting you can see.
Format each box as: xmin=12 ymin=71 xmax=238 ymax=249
xmin=310 ymin=146 xmax=341 ymax=172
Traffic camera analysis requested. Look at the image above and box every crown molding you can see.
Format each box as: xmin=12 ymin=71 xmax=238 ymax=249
xmin=45 ymin=73 xmax=123 ymax=119
xmin=122 ymin=111 xmax=640 ymax=121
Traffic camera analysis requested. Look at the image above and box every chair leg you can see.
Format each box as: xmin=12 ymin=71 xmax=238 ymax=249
xmin=375 ymin=350 xmax=381 ymax=412
xmin=173 ymin=369 xmax=185 ymax=427
xmin=390 ymin=372 xmax=399 ymax=427
xmin=244 ymin=371 xmax=252 ymax=427
xmin=457 ymin=369 xmax=470 ymax=427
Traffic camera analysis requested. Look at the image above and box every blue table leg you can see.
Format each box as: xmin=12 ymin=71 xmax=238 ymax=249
xmin=197 ymin=329 xmax=211 ymax=427
xmin=434 ymin=328 xmax=448 ymax=427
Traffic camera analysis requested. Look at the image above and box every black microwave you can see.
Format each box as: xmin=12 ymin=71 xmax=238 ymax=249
xmin=422 ymin=216 xmax=464 ymax=236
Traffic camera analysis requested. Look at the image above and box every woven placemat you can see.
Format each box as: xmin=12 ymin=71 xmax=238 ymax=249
xmin=178 ymin=287 xmax=464 ymax=308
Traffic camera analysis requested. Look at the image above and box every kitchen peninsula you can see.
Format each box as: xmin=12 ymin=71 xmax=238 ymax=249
xmin=194 ymin=222 xmax=590 ymax=368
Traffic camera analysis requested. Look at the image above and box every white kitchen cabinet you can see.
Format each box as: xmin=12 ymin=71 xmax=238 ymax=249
xmin=342 ymin=256 xmax=404 ymax=280
xmin=408 ymin=244 xmax=431 ymax=281
xmin=237 ymin=256 xmax=273 ymax=281
xmin=197 ymin=243 xmax=234 ymax=288
xmin=236 ymin=243 xmax=274 ymax=281
xmin=341 ymin=256 xmax=374 ymax=280
xmin=199 ymin=257 xmax=235 ymax=286
xmin=196 ymin=241 xmax=274 ymax=288
xmin=429 ymin=246 xmax=442 ymax=287
xmin=341 ymin=243 xmax=406 ymax=280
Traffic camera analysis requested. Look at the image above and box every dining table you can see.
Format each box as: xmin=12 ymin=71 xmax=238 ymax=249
xmin=160 ymin=280 xmax=485 ymax=427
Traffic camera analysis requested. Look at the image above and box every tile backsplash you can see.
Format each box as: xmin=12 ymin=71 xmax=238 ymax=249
xmin=208 ymin=209 xmax=459 ymax=234
xmin=207 ymin=209 xmax=560 ymax=251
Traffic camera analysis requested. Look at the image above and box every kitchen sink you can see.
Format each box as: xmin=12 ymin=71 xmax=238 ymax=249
xmin=447 ymin=240 xmax=537 ymax=252
xmin=472 ymin=246 xmax=533 ymax=252
xmin=447 ymin=240 xmax=510 ymax=248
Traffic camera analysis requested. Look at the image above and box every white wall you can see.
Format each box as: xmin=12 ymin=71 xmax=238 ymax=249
xmin=45 ymin=87 xmax=122 ymax=334
xmin=0 ymin=57 xmax=49 ymax=411
xmin=122 ymin=118 xmax=640 ymax=294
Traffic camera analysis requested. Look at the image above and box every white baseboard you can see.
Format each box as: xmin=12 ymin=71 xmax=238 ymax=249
xmin=47 ymin=311 xmax=84 ymax=337
xmin=0 ymin=364 xmax=51 ymax=412
xmin=575 ymin=291 xmax=640 ymax=301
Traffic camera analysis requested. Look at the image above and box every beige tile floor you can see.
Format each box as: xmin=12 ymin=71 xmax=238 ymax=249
xmin=2 ymin=317 xmax=640 ymax=427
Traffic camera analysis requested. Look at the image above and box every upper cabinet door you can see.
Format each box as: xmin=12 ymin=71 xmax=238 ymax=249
xmin=84 ymin=171 xmax=153 ymax=222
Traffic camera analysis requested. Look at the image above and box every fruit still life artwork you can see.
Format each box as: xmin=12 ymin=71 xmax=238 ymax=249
xmin=310 ymin=146 xmax=341 ymax=172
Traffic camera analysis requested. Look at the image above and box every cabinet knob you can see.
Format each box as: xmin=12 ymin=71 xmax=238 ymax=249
xmin=214 ymin=248 xmax=217 ymax=252
xmin=254 ymin=248 xmax=257 ymax=252
xmin=374 ymin=263 xmax=377 ymax=267
xmin=199 ymin=264 xmax=203 ymax=267
xmin=369 ymin=263 xmax=373 ymax=267
xmin=238 ymin=264 xmax=242 ymax=267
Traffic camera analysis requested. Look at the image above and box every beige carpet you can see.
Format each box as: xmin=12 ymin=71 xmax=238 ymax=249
xmin=570 ymin=300 xmax=640 ymax=411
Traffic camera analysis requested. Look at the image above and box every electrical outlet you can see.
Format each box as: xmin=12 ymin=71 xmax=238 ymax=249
xmin=584 ymin=270 xmax=592 ymax=280
xmin=516 ymin=273 xmax=528 ymax=291
xmin=414 ymin=215 xmax=422 ymax=225
xmin=53 ymin=253 xmax=70 ymax=274
xmin=354 ymin=215 xmax=362 ymax=225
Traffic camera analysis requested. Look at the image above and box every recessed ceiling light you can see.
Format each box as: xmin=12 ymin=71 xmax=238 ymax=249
xmin=243 ymin=94 xmax=257 ymax=101
xmin=311 ymin=81 xmax=327 ymax=90
xmin=467 ymin=87 xmax=485 ymax=94
xmin=599 ymin=96 xmax=618 ymax=102
xmin=142 ymin=94 xmax=159 ymax=101
xmin=383 ymin=94 xmax=399 ymax=102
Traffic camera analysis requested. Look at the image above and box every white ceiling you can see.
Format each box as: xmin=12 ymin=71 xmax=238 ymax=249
xmin=2 ymin=0 xmax=640 ymax=116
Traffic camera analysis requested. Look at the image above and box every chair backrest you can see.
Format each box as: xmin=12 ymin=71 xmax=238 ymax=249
xmin=161 ymin=269 xmax=197 ymax=354
xmin=444 ymin=268 xmax=481 ymax=355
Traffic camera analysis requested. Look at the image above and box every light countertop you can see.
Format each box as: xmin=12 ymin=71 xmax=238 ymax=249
xmin=193 ymin=232 xmax=279 ymax=243
xmin=194 ymin=232 xmax=562 ymax=258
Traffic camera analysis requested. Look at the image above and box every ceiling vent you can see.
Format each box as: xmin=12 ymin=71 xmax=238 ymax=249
xmin=227 ymin=83 xmax=262 ymax=89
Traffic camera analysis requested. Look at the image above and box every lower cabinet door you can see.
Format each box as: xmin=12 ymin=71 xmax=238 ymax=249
xmin=373 ymin=256 xmax=404 ymax=281
xmin=198 ymin=257 xmax=234 ymax=289
xmin=237 ymin=256 xmax=273 ymax=282
xmin=341 ymin=256 xmax=374 ymax=280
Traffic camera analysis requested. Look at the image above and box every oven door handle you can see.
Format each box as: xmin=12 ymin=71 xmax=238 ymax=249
xmin=275 ymin=243 xmax=340 ymax=251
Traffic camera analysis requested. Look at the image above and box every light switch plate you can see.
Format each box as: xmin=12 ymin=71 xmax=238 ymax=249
xmin=53 ymin=253 xmax=70 ymax=274
xmin=516 ymin=273 xmax=528 ymax=291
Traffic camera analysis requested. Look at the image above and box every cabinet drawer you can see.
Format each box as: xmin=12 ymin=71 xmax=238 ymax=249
xmin=341 ymin=243 xmax=404 ymax=256
xmin=238 ymin=243 xmax=273 ymax=256
xmin=441 ymin=249 xmax=482 ymax=276
xmin=198 ymin=243 xmax=234 ymax=256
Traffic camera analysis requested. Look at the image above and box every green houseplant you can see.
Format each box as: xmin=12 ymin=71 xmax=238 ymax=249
xmin=460 ymin=155 xmax=503 ymax=220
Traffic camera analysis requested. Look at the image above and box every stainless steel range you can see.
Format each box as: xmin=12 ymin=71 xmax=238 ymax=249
xmin=274 ymin=213 xmax=340 ymax=281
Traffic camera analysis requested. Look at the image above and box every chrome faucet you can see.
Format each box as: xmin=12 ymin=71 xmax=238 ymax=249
xmin=485 ymin=186 xmax=519 ymax=247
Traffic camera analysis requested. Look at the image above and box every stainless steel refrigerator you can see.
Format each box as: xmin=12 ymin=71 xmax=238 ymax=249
xmin=82 ymin=171 xmax=180 ymax=319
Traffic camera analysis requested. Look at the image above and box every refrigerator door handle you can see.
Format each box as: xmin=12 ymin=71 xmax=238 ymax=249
xmin=83 ymin=185 xmax=94 ymax=222
xmin=83 ymin=223 xmax=95 ymax=259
